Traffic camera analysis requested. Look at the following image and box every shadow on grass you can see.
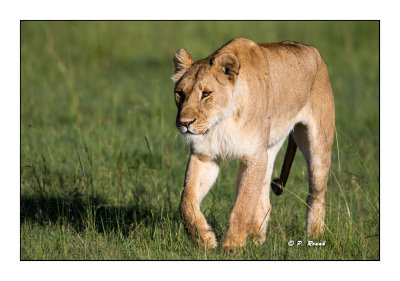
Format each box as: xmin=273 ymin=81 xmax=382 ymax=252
xmin=20 ymin=193 xmax=180 ymax=237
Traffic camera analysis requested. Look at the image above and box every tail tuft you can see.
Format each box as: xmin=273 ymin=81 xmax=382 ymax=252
xmin=271 ymin=178 xmax=284 ymax=196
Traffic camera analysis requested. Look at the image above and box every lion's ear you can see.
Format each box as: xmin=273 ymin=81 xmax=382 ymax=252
xmin=172 ymin=49 xmax=194 ymax=83
xmin=213 ymin=53 xmax=240 ymax=84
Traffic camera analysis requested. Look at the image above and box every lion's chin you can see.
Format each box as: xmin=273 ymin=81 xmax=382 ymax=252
xmin=182 ymin=133 xmax=201 ymax=143
xmin=178 ymin=123 xmax=215 ymax=144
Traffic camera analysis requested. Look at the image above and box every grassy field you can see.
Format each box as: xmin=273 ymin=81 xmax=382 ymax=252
xmin=20 ymin=21 xmax=379 ymax=260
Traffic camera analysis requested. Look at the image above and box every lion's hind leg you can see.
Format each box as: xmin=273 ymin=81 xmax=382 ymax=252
xmin=291 ymin=54 xmax=335 ymax=236
xmin=293 ymin=122 xmax=330 ymax=236
xmin=293 ymin=99 xmax=334 ymax=237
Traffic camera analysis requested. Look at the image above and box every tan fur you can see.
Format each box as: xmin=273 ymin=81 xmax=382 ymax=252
xmin=172 ymin=38 xmax=335 ymax=251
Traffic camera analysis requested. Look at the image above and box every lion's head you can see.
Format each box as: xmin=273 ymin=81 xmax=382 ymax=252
xmin=172 ymin=49 xmax=241 ymax=142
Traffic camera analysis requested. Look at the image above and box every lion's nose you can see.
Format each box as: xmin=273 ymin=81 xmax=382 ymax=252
xmin=178 ymin=118 xmax=196 ymax=128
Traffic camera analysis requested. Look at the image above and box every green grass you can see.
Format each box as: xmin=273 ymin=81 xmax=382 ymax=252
xmin=21 ymin=21 xmax=379 ymax=260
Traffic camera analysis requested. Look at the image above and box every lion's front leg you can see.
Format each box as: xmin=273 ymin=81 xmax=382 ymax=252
xmin=180 ymin=154 xmax=220 ymax=249
xmin=222 ymin=154 xmax=268 ymax=251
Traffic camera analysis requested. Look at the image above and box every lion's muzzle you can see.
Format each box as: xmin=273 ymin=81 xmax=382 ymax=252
xmin=176 ymin=118 xmax=197 ymax=134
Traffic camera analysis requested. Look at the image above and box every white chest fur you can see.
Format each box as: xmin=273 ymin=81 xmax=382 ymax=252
xmin=185 ymin=118 xmax=261 ymax=159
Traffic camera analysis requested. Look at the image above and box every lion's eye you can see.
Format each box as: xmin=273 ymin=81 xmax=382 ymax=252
xmin=175 ymin=91 xmax=185 ymax=103
xmin=201 ymin=91 xmax=212 ymax=99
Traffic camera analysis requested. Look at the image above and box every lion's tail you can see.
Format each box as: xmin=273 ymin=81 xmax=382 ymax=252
xmin=270 ymin=133 xmax=297 ymax=196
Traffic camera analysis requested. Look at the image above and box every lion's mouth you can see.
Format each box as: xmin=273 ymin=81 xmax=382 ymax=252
xmin=183 ymin=129 xmax=209 ymax=136
xmin=179 ymin=127 xmax=210 ymax=136
xmin=176 ymin=119 xmax=212 ymax=136
xmin=201 ymin=129 xmax=210 ymax=135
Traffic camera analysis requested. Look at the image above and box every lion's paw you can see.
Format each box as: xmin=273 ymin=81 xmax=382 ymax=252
xmin=222 ymin=235 xmax=246 ymax=254
xmin=199 ymin=231 xmax=218 ymax=249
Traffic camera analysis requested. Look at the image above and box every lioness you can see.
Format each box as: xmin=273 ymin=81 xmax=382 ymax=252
xmin=172 ymin=38 xmax=335 ymax=251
